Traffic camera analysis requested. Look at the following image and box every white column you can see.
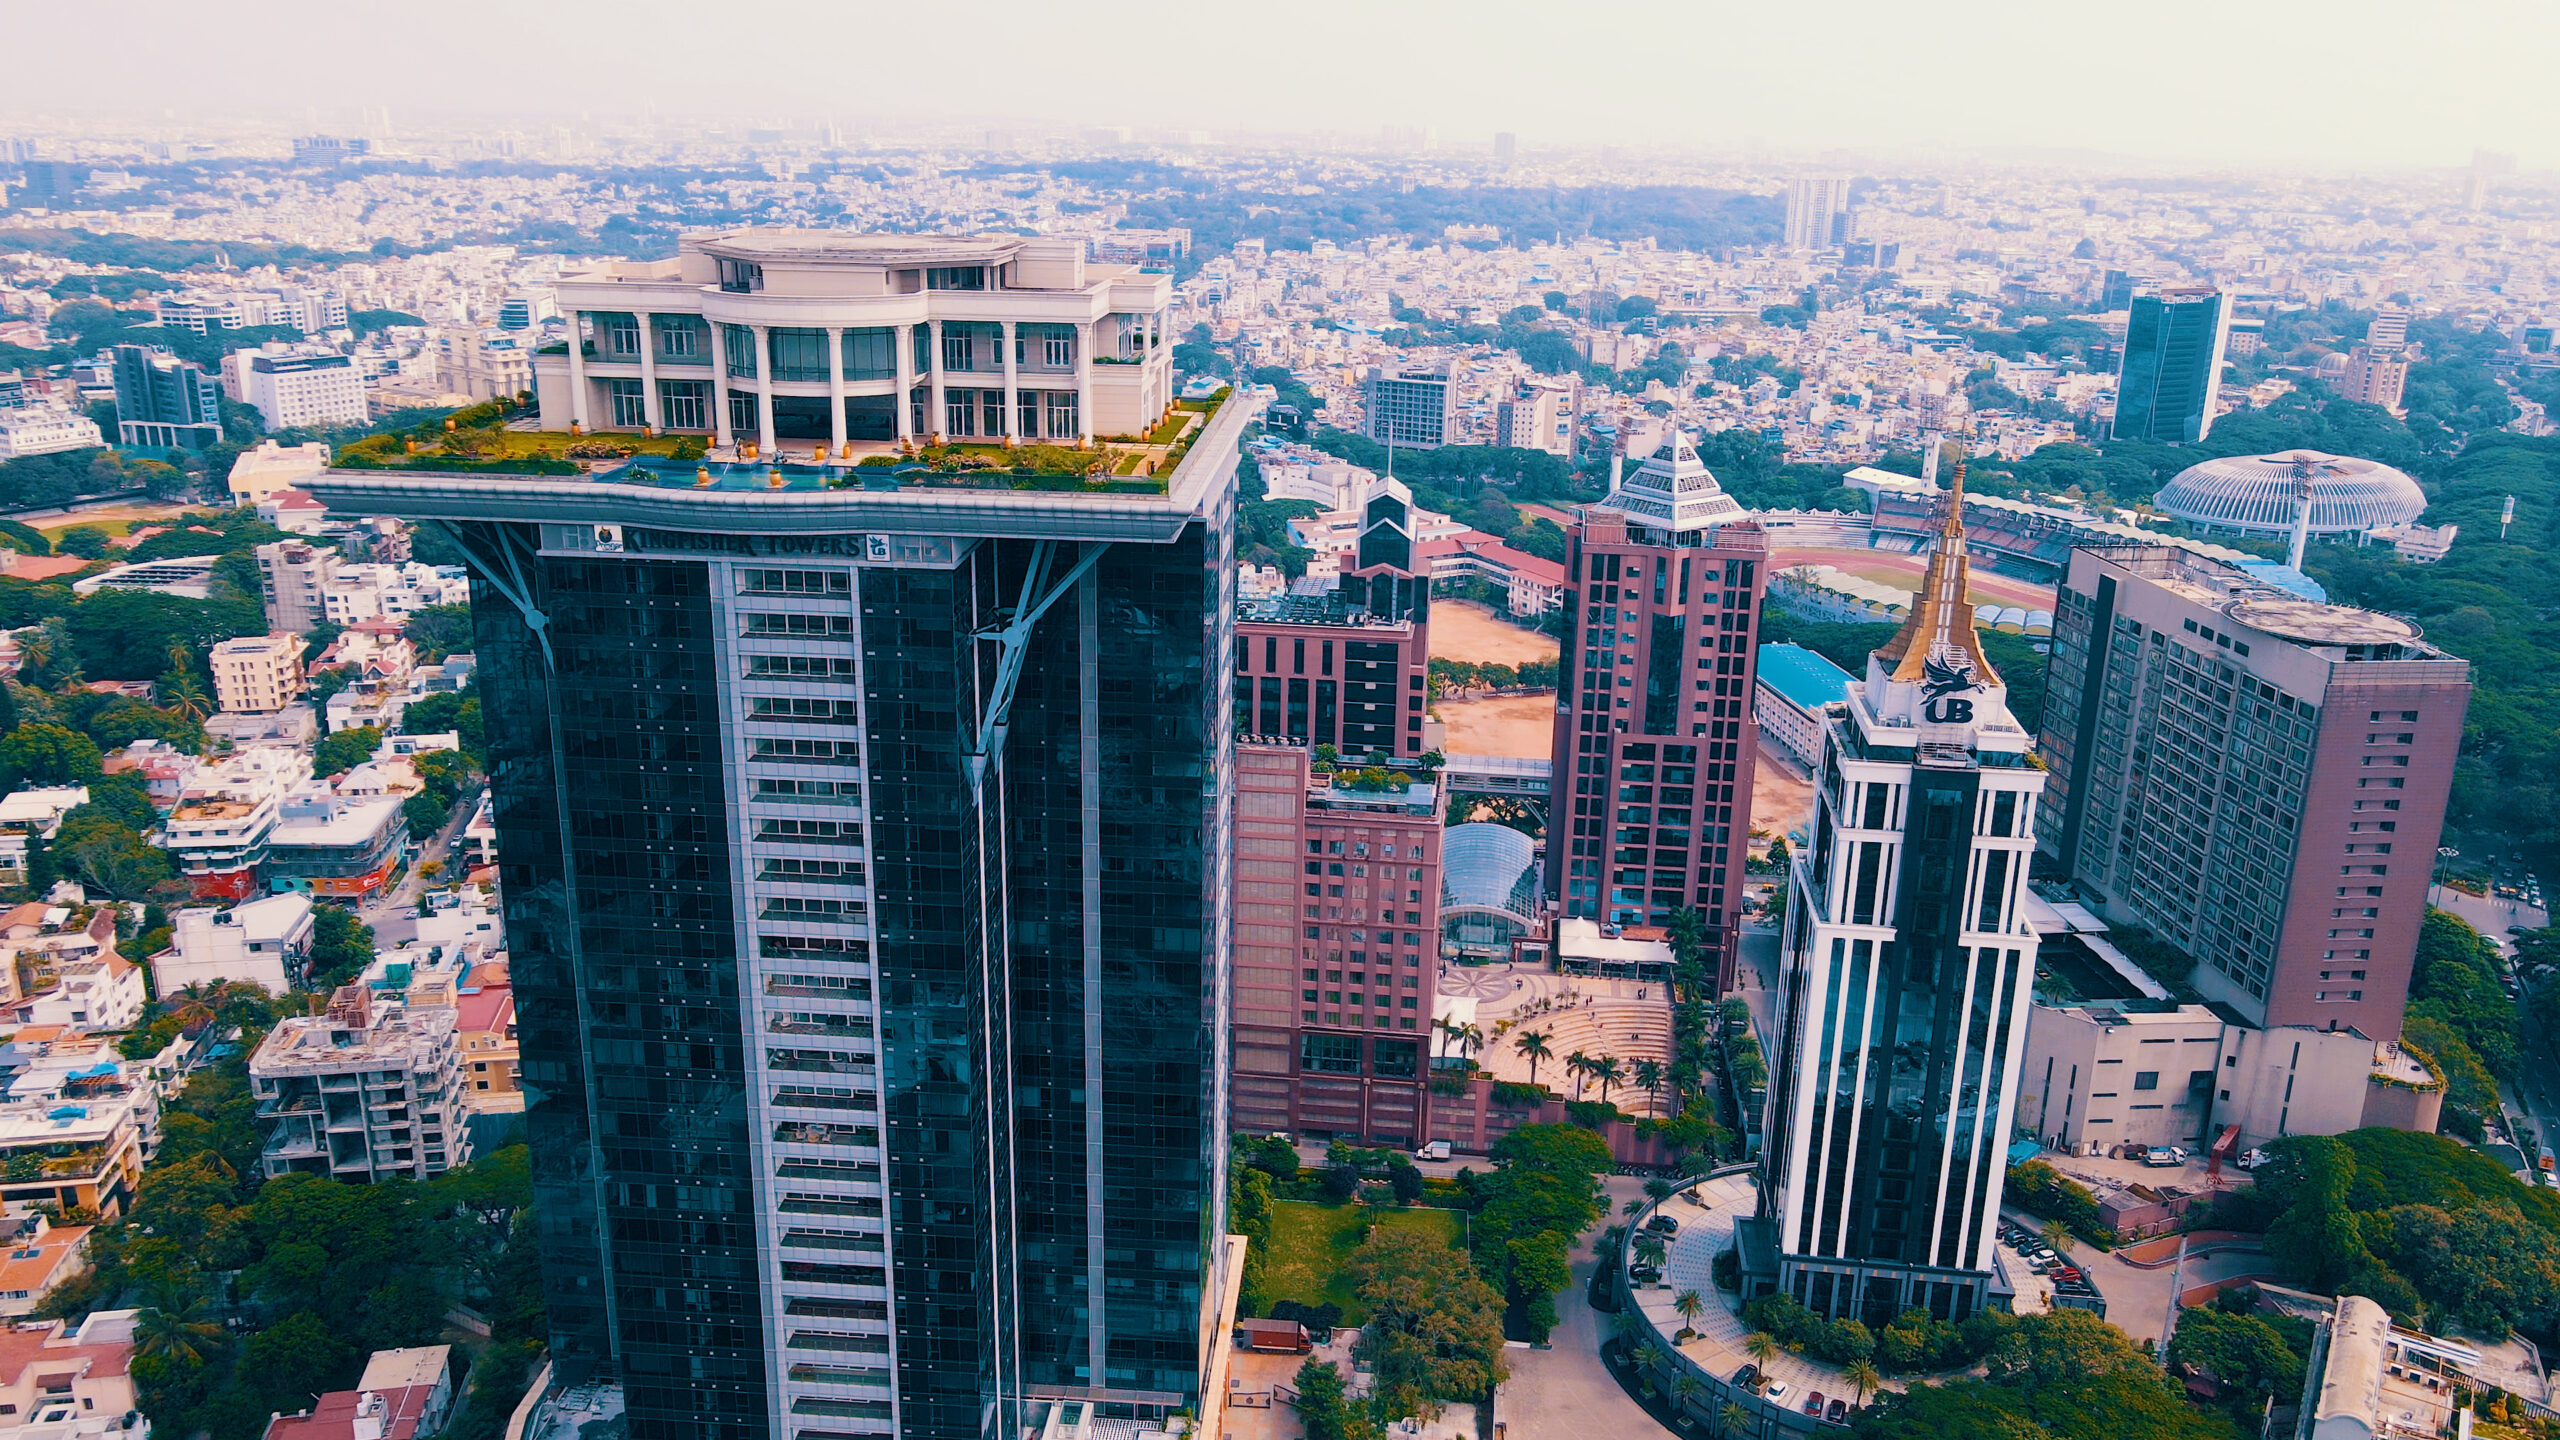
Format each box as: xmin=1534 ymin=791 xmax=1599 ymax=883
xmin=826 ymin=325 xmax=847 ymax=458
xmin=564 ymin=310 xmax=588 ymax=432
xmin=1001 ymin=320 xmax=1019 ymax=444
xmin=894 ymin=324 xmax=915 ymax=442
xmin=711 ymin=325 xmax=735 ymax=449
xmin=636 ymin=313 xmax=661 ymax=433
xmin=927 ymin=319 xmax=946 ymax=441
xmin=1075 ymin=320 xmax=1093 ymax=445
xmin=750 ymin=322 xmax=776 ymax=457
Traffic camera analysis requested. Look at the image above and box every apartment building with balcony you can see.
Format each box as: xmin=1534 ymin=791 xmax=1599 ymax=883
xmin=210 ymin=634 xmax=309 ymax=715
xmin=0 ymin=1087 xmax=148 ymax=1220
xmin=0 ymin=1309 xmax=148 ymax=1440
xmin=262 ymin=786 xmax=409 ymax=899
xmin=249 ymin=985 xmax=472 ymax=1183
xmin=537 ymin=228 xmax=1176 ymax=458
xmin=157 ymin=744 xmax=313 ymax=901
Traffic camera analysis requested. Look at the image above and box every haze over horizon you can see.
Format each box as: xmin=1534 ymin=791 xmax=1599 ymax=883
xmin=7 ymin=0 xmax=2557 ymax=175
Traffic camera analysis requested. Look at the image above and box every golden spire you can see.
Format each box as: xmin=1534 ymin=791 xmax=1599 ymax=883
xmin=1872 ymin=450 xmax=2001 ymax=687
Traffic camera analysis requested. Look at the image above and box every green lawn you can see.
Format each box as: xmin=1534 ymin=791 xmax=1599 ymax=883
xmin=1262 ymin=1200 xmax=1467 ymax=1324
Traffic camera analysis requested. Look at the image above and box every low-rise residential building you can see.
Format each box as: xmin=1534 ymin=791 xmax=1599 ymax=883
xmin=0 ymin=790 xmax=87 ymax=890
xmin=158 ymin=744 xmax=312 ymax=901
xmin=453 ymin=985 xmax=518 ymax=1113
xmin=0 ymin=405 xmax=103 ymax=461
xmin=226 ymin=439 xmax=332 ymax=507
xmin=255 ymin=541 xmax=338 ymax=634
xmin=17 ymin=953 xmax=145 ymax=1033
xmin=209 ymin=634 xmax=308 ymax=715
xmin=0 ymin=1210 xmax=92 ymax=1319
xmin=151 ymin=893 xmax=315 ymax=997
xmin=0 ymin=1082 xmax=149 ymax=1219
xmin=99 ymin=740 xmax=199 ymax=809
xmin=0 ymin=1309 xmax=147 ymax=1439
xmin=263 ymin=787 xmax=409 ymax=899
xmin=262 ymin=1344 xmax=453 ymax=1440
xmin=249 ymin=985 xmax=471 ymax=1181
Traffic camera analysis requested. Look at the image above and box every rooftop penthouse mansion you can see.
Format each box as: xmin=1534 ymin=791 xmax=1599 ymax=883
xmin=535 ymin=229 xmax=1177 ymax=458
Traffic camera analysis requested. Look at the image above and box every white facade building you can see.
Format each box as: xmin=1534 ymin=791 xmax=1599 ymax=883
xmin=228 ymin=345 xmax=367 ymax=431
xmin=537 ymin=229 xmax=1176 ymax=453
xmin=226 ymin=439 xmax=332 ymax=506
xmin=152 ymin=892 xmax=315 ymax=997
xmin=0 ymin=405 xmax=103 ymax=460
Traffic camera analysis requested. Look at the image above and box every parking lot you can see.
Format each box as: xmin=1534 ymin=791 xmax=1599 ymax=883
xmin=1995 ymin=1217 xmax=2101 ymax=1313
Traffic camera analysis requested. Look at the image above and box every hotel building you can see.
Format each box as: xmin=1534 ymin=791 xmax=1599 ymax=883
xmin=1746 ymin=464 xmax=2046 ymax=1327
xmin=537 ymin=230 xmax=1175 ymax=458
xmin=305 ymin=367 xmax=1244 ymax=1439
xmin=2038 ymin=545 xmax=2471 ymax=1038
xmin=1546 ymin=434 xmax=1770 ymax=988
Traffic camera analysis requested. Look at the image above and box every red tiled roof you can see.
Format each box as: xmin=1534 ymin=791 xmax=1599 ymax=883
xmin=262 ymin=1384 xmax=438 ymax=1440
xmin=451 ymin=986 xmax=512 ymax=1035
xmin=0 ymin=1322 xmax=131 ymax=1384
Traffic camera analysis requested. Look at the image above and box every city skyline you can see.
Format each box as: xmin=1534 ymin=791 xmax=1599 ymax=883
xmin=3 ymin=0 xmax=2558 ymax=173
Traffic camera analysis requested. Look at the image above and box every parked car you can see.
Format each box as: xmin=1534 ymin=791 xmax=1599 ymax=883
xmin=1804 ymin=1391 xmax=1827 ymax=1416
xmin=1734 ymin=1365 xmax=1761 ymax=1393
xmin=1826 ymin=1398 xmax=1850 ymax=1425
xmin=1764 ymin=1382 xmax=1791 ymax=1405
xmin=2140 ymin=1146 xmax=2183 ymax=1168
xmin=2235 ymin=1148 xmax=2271 ymax=1171
xmin=1645 ymin=1214 xmax=1681 ymax=1236
xmin=1415 ymin=1139 xmax=1452 ymax=1162
xmin=1630 ymin=1263 xmax=1662 ymax=1284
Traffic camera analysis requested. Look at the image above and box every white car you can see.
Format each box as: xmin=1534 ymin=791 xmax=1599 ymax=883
xmin=1765 ymin=1382 xmax=1792 ymax=1405
xmin=2236 ymin=1149 xmax=2271 ymax=1171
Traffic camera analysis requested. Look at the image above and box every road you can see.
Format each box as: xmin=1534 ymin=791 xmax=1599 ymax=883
xmin=355 ymin=783 xmax=480 ymax=937
xmin=1497 ymin=1172 xmax=1676 ymax=1440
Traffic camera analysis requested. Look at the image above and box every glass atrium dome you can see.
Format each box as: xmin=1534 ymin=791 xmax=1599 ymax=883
xmin=2152 ymin=449 xmax=2426 ymax=538
xmin=1440 ymin=823 xmax=1541 ymax=961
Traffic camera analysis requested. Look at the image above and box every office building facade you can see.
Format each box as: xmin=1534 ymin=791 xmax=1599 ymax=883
xmin=307 ymin=381 xmax=1244 ymax=1439
xmin=540 ymin=230 xmax=1174 ymax=455
xmin=235 ymin=347 xmax=368 ymax=431
xmin=1361 ymin=361 xmax=1458 ymax=449
xmin=1234 ymin=478 xmax=1432 ymax=761
xmin=110 ymin=344 xmax=222 ymax=451
xmin=1748 ymin=465 xmax=2045 ymax=1327
xmin=1230 ymin=741 xmax=1445 ymax=1146
xmin=1493 ymin=385 xmax=1565 ymax=454
xmin=2112 ymin=288 xmax=2232 ymax=443
xmin=2037 ymin=545 xmax=2471 ymax=1038
xmin=1546 ymin=435 xmax=1768 ymax=989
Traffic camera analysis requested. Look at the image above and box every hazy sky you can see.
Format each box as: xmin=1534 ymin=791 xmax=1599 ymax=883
xmin=12 ymin=0 xmax=2557 ymax=172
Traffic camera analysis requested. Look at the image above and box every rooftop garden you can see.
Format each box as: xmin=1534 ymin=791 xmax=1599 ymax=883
xmin=333 ymin=396 xmax=710 ymax=474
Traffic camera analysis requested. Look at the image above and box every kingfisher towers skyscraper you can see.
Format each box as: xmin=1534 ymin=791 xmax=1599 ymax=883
xmin=1744 ymin=459 xmax=2047 ymax=1328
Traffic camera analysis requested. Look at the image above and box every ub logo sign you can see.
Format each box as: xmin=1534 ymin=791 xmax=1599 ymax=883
xmin=1921 ymin=652 xmax=1978 ymax=725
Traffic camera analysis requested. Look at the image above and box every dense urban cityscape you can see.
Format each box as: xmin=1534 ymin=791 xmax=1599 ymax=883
xmin=0 ymin=18 xmax=2557 ymax=1439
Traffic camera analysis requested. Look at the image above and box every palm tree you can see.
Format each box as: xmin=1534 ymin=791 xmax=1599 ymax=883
xmin=1644 ymin=1176 xmax=1678 ymax=1205
xmin=1514 ymin=1029 xmax=1552 ymax=1086
xmin=1674 ymin=1288 xmax=1707 ymax=1339
xmin=13 ymin=627 xmax=54 ymax=689
xmin=160 ymin=669 xmax=211 ymax=721
xmin=133 ymin=1292 xmax=223 ymax=1367
xmin=1633 ymin=1339 xmax=1670 ymax=1393
xmin=1458 ymin=1021 xmax=1484 ymax=1061
xmin=1743 ymin=1331 xmax=1779 ymax=1369
xmin=1672 ymin=1371 xmax=1706 ymax=1421
xmin=1592 ymin=1054 xmax=1624 ymax=1105
xmin=1843 ymin=1358 xmax=1882 ymax=1409
xmin=2041 ymin=1218 xmax=2073 ymax=1254
xmin=1565 ymin=1049 xmax=1593 ymax=1098
xmin=1718 ymin=1401 xmax=1752 ymax=1437
xmin=1634 ymin=1057 xmax=1667 ymax=1114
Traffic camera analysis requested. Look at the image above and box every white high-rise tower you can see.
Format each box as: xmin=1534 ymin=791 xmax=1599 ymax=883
xmin=1742 ymin=457 xmax=2047 ymax=1327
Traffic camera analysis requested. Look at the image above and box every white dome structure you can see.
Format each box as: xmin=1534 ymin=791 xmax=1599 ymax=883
xmin=2153 ymin=449 xmax=2426 ymax=539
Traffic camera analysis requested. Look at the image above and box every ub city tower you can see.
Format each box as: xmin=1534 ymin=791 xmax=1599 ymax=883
xmin=1741 ymin=461 xmax=2045 ymax=1328
xmin=308 ymin=411 xmax=1241 ymax=1439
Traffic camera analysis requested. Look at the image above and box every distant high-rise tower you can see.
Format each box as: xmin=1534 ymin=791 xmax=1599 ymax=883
xmin=1362 ymin=360 xmax=1458 ymax=448
xmin=110 ymin=344 xmax=222 ymax=451
xmin=1493 ymin=132 xmax=1517 ymax=168
xmin=1784 ymin=175 xmax=1852 ymax=250
xmin=2100 ymin=269 xmax=2136 ymax=310
xmin=2467 ymin=148 xmax=2514 ymax=211
xmin=1547 ymin=433 xmax=1769 ymax=989
xmin=1745 ymin=460 xmax=2045 ymax=1327
xmin=2112 ymin=288 xmax=2232 ymax=443
xmin=2365 ymin=305 xmax=2411 ymax=354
